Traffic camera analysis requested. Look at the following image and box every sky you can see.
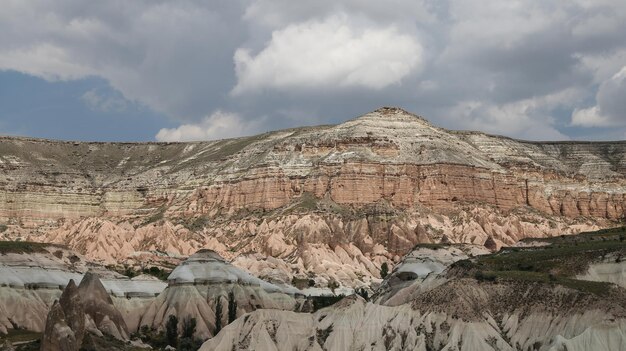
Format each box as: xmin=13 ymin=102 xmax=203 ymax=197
xmin=0 ymin=0 xmax=625 ymax=142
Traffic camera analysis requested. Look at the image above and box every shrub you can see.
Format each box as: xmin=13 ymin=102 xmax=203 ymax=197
xmin=380 ymin=262 xmax=389 ymax=279
xmin=214 ymin=297 xmax=223 ymax=335
xmin=228 ymin=291 xmax=237 ymax=324
xmin=474 ymin=271 xmax=497 ymax=282
xmin=165 ymin=315 xmax=178 ymax=347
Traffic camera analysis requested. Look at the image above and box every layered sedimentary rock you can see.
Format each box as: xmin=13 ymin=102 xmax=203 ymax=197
xmin=1 ymin=107 xmax=625 ymax=287
xmin=138 ymin=250 xmax=304 ymax=340
xmin=0 ymin=244 xmax=165 ymax=334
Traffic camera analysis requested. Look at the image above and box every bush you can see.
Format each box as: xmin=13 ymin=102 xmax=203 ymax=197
xmin=214 ymin=297 xmax=223 ymax=335
xmin=228 ymin=291 xmax=238 ymax=324
xmin=165 ymin=315 xmax=178 ymax=347
xmin=474 ymin=271 xmax=497 ymax=282
xmin=380 ymin=262 xmax=389 ymax=279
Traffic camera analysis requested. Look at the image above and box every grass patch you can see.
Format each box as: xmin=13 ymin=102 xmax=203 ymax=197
xmin=0 ymin=329 xmax=41 ymax=343
xmin=0 ymin=241 xmax=50 ymax=255
xmin=450 ymin=227 xmax=626 ymax=296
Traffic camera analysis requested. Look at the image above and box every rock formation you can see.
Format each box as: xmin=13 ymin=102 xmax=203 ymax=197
xmin=77 ymin=272 xmax=130 ymax=341
xmin=201 ymin=228 xmax=626 ymax=351
xmin=483 ymin=236 xmax=498 ymax=252
xmin=0 ymin=107 xmax=624 ymax=288
xmin=41 ymin=280 xmax=84 ymax=351
xmin=41 ymin=272 xmax=130 ymax=351
xmin=138 ymin=250 xmax=304 ymax=340
xmin=0 ymin=243 xmax=165 ymax=334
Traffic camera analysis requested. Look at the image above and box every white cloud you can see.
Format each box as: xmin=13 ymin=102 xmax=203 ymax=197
xmin=232 ymin=15 xmax=423 ymax=94
xmin=572 ymin=66 xmax=626 ymax=127
xmin=0 ymin=43 xmax=94 ymax=80
xmin=0 ymin=0 xmax=625 ymax=141
xmin=155 ymin=111 xmax=264 ymax=142
xmin=446 ymin=89 xmax=583 ymax=141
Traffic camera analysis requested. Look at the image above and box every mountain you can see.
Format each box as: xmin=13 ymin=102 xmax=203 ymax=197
xmin=1 ymin=107 xmax=624 ymax=289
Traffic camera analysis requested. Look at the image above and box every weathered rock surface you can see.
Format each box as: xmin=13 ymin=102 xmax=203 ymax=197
xmin=201 ymin=286 xmax=626 ymax=351
xmin=41 ymin=273 xmax=130 ymax=351
xmin=41 ymin=280 xmax=84 ymax=351
xmin=1 ymin=107 xmax=624 ymax=287
xmin=77 ymin=272 xmax=130 ymax=341
xmin=373 ymin=244 xmax=489 ymax=305
xmin=0 ymin=244 xmax=165 ymax=334
xmin=138 ymin=250 xmax=304 ymax=340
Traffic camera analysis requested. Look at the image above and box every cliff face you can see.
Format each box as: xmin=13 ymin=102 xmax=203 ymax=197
xmin=1 ymin=107 xmax=625 ymax=286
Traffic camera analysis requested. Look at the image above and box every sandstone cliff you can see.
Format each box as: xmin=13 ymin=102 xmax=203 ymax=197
xmin=1 ymin=107 xmax=624 ymax=287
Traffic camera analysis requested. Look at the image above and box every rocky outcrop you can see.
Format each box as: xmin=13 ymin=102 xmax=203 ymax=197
xmin=41 ymin=280 xmax=84 ymax=351
xmin=41 ymin=273 xmax=130 ymax=351
xmin=138 ymin=250 xmax=304 ymax=340
xmin=201 ymin=287 xmax=626 ymax=351
xmin=0 ymin=107 xmax=624 ymax=287
xmin=0 ymin=244 xmax=165 ymax=334
xmin=373 ymin=244 xmax=490 ymax=305
xmin=77 ymin=272 xmax=129 ymax=341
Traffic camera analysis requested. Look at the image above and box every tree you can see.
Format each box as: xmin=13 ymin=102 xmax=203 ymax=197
xmin=380 ymin=262 xmax=389 ymax=279
xmin=165 ymin=315 xmax=178 ymax=347
xmin=214 ymin=297 xmax=223 ymax=335
xmin=228 ymin=291 xmax=238 ymax=324
xmin=179 ymin=317 xmax=202 ymax=351
xmin=356 ymin=288 xmax=369 ymax=301
xmin=182 ymin=317 xmax=196 ymax=339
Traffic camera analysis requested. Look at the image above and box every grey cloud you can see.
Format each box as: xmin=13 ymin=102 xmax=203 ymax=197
xmin=0 ymin=0 xmax=625 ymax=141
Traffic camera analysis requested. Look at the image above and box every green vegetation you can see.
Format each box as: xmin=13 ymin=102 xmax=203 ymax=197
xmin=0 ymin=241 xmax=51 ymax=255
xmin=0 ymin=329 xmax=41 ymax=348
xmin=214 ymin=297 xmax=223 ymax=335
xmin=0 ymin=224 xmax=7 ymax=233
xmin=291 ymin=276 xmax=316 ymax=290
xmin=410 ymin=243 xmax=448 ymax=250
xmin=182 ymin=216 xmax=211 ymax=232
xmin=228 ymin=292 xmax=238 ymax=324
xmin=142 ymin=207 xmax=165 ymax=226
xmin=165 ymin=315 xmax=178 ymax=348
xmin=114 ymin=265 xmax=172 ymax=281
xmin=312 ymin=294 xmax=346 ymax=311
xmin=451 ymin=226 xmax=626 ymax=296
xmin=380 ymin=262 xmax=389 ymax=279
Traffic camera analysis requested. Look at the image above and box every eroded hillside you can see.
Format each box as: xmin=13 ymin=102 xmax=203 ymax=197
xmin=1 ymin=107 xmax=625 ymax=288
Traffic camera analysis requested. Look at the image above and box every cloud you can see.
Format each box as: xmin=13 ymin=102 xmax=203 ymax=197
xmin=572 ymin=66 xmax=626 ymax=127
xmin=81 ymin=89 xmax=128 ymax=112
xmin=232 ymin=15 xmax=423 ymax=94
xmin=445 ymin=89 xmax=580 ymax=141
xmin=0 ymin=0 xmax=625 ymax=141
xmin=155 ymin=111 xmax=264 ymax=142
xmin=0 ymin=1 xmax=247 ymax=120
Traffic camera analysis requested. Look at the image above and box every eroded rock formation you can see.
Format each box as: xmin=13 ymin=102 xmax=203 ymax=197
xmin=0 ymin=107 xmax=624 ymax=287
xmin=40 ymin=273 xmax=130 ymax=351
xmin=138 ymin=250 xmax=304 ymax=339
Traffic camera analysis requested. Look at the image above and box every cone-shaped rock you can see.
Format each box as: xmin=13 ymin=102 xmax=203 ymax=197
xmin=40 ymin=301 xmax=79 ymax=351
xmin=483 ymin=236 xmax=498 ymax=252
xmin=77 ymin=271 xmax=129 ymax=341
xmin=58 ymin=280 xmax=85 ymax=346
